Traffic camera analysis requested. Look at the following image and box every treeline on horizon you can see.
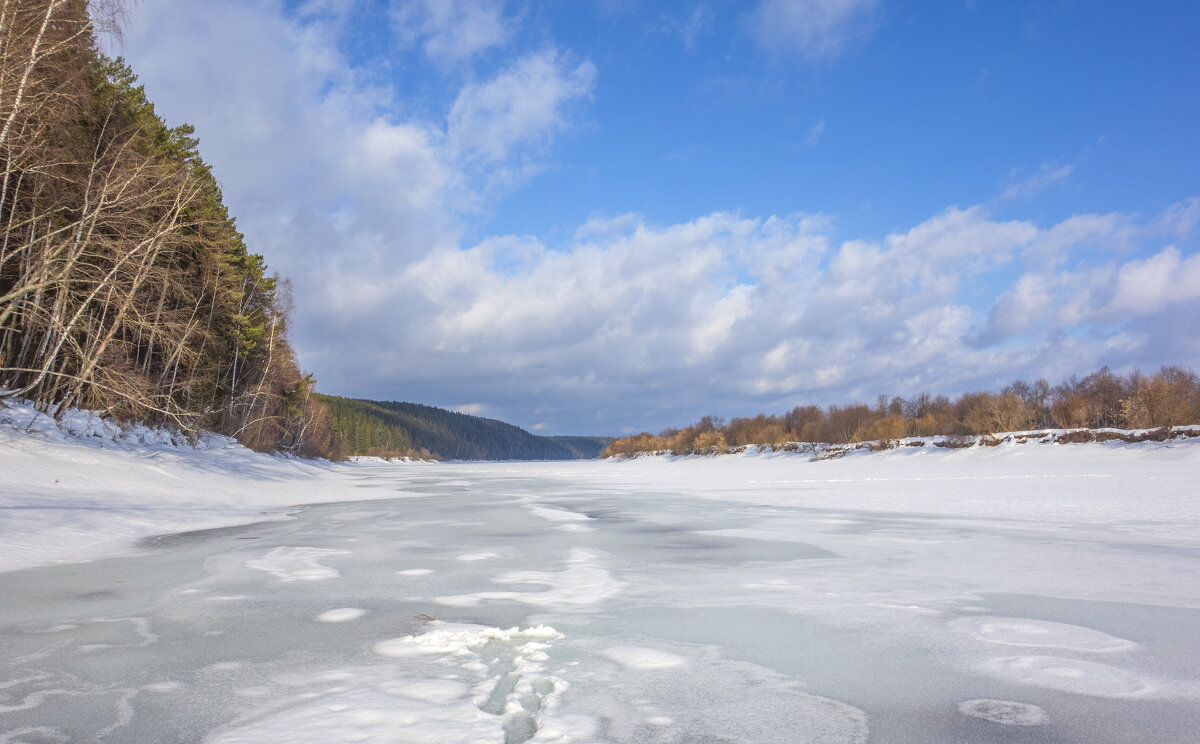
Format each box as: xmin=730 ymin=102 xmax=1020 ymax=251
xmin=317 ymin=394 xmax=613 ymax=461
xmin=602 ymin=365 xmax=1200 ymax=457
xmin=0 ymin=1 xmax=338 ymax=456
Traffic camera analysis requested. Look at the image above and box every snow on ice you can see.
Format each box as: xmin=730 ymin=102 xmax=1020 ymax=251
xmin=2 ymin=401 xmax=1200 ymax=742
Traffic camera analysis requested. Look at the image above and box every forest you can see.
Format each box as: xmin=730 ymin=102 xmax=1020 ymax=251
xmin=602 ymin=365 xmax=1200 ymax=457
xmin=0 ymin=0 xmax=337 ymax=457
xmin=318 ymin=394 xmax=612 ymax=460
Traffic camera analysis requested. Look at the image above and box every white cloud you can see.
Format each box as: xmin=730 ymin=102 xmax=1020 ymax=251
xmin=884 ymin=205 xmax=1037 ymax=275
xmin=1154 ymin=196 xmax=1200 ymax=238
xmin=971 ymin=274 xmax=1054 ymax=346
xmin=448 ymin=49 xmax=597 ymax=165
xmin=391 ymin=0 xmax=510 ymax=64
xmin=662 ymin=5 xmax=714 ymax=49
xmin=971 ymin=203 xmax=1200 ymax=352
xmin=803 ymin=119 xmax=825 ymax=146
xmin=1023 ymin=212 xmax=1129 ymax=269
xmin=749 ymin=0 xmax=880 ymax=58
xmin=689 ymin=284 xmax=756 ymax=362
xmin=342 ymin=120 xmax=450 ymax=211
xmin=1001 ymin=162 xmax=1075 ymax=201
xmin=1106 ymin=246 xmax=1200 ymax=316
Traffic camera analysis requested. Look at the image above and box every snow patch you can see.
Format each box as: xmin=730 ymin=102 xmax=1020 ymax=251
xmin=458 ymin=551 xmax=499 ymax=561
xmin=316 ymin=608 xmax=366 ymax=623
xmin=0 ymin=399 xmax=232 ymax=449
xmin=951 ymin=616 xmax=1137 ymax=652
xmin=958 ymin=698 xmax=1048 ymax=725
xmin=373 ymin=623 xmax=562 ymax=658
xmin=526 ymin=505 xmax=591 ymax=523
xmin=602 ymin=646 xmax=687 ymax=669
xmin=143 ymin=682 xmax=183 ymax=692
xmin=977 ymin=656 xmax=1157 ymax=697
xmin=555 ymin=523 xmax=595 ymax=532
xmin=368 ymin=623 xmax=588 ymax=742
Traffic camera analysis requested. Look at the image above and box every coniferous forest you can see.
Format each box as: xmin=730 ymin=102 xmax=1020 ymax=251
xmin=317 ymin=394 xmax=612 ymax=460
xmin=0 ymin=0 xmax=337 ymax=456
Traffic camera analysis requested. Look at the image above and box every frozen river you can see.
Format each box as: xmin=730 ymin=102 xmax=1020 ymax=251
xmin=2 ymin=449 xmax=1199 ymax=742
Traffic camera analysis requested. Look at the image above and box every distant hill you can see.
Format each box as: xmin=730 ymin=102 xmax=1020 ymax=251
xmin=316 ymin=395 xmax=612 ymax=460
xmin=541 ymin=436 xmax=613 ymax=459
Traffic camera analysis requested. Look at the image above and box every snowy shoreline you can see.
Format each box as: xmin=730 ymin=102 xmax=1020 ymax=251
xmin=3 ymin=400 xmax=1199 ymax=575
xmin=0 ymin=402 xmax=434 ymax=573
xmin=607 ymin=423 xmax=1200 ymax=461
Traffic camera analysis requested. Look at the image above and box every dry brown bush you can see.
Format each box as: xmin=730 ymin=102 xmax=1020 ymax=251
xmin=1056 ymin=430 xmax=1096 ymax=444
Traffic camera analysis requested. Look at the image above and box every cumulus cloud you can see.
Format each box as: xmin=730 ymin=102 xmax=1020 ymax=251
xmin=970 ymin=207 xmax=1200 ymax=353
xmin=1106 ymin=246 xmax=1200 ymax=316
xmin=749 ymin=0 xmax=880 ymax=58
xmin=1022 ymin=212 xmax=1131 ymax=269
xmin=971 ymin=274 xmax=1055 ymax=347
xmin=391 ymin=0 xmax=511 ymax=64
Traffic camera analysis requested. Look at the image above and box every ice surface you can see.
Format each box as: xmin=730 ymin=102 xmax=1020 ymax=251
xmin=435 ymin=548 xmax=627 ymax=609
xmin=207 ymin=681 xmax=505 ymax=744
xmin=3 ymin=419 xmax=1200 ymax=742
xmin=246 ymin=547 xmax=348 ymax=582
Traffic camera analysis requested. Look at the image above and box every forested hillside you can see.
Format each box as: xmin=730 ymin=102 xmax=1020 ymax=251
xmin=542 ymin=436 xmax=613 ymax=459
xmin=318 ymin=394 xmax=610 ymax=460
xmin=0 ymin=1 xmax=335 ymax=456
xmin=604 ymin=365 xmax=1200 ymax=457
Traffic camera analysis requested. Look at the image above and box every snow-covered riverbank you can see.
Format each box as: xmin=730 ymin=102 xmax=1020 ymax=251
xmin=0 ymin=402 xmax=437 ymax=572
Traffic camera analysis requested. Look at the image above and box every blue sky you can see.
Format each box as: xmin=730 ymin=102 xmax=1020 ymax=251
xmin=118 ymin=0 xmax=1200 ymax=434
